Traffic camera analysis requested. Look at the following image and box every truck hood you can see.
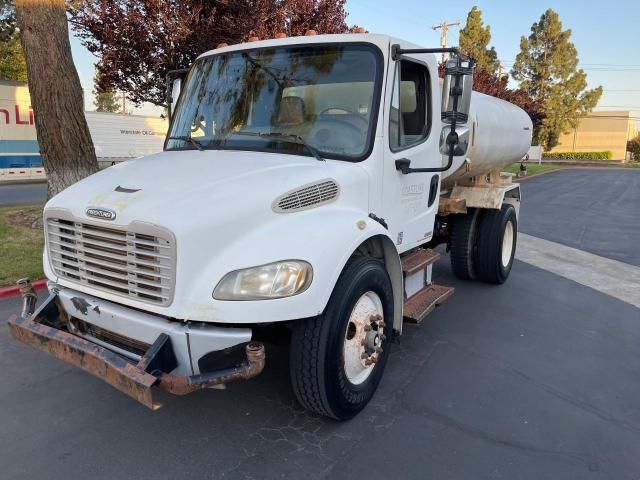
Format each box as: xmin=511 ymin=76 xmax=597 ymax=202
xmin=46 ymin=149 xmax=368 ymax=230
xmin=44 ymin=149 xmax=374 ymax=321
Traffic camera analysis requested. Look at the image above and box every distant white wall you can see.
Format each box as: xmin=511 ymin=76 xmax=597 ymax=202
xmin=527 ymin=146 xmax=543 ymax=164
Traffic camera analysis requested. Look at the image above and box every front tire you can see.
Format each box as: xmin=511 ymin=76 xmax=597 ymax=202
xmin=475 ymin=204 xmax=517 ymax=284
xmin=289 ymin=256 xmax=393 ymax=420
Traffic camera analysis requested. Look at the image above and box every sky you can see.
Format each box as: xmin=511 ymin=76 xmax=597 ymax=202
xmin=70 ymin=0 xmax=640 ymax=126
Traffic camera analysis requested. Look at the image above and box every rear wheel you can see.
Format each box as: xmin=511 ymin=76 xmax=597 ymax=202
xmin=475 ymin=204 xmax=517 ymax=284
xmin=450 ymin=208 xmax=481 ymax=280
xmin=289 ymin=256 xmax=393 ymax=420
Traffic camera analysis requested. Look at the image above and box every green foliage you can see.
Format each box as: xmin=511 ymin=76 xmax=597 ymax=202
xmin=543 ymin=151 xmax=613 ymax=160
xmin=0 ymin=0 xmax=16 ymax=41
xmin=93 ymin=70 xmax=120 ymax=113
xmin=459 ymin=6 xmax=498 ymax=73
xmin=511 ymin=9 xmax=602 ymax=151
xmin=627 ymin=135 xmax=640 ymax=161
xmin=504 ymin=164 xmax=562 ymax=176
xmin=0 ymin=0 xmax=26 ymax=81
xmin=0 ymin=35 xmax=27 ymax=81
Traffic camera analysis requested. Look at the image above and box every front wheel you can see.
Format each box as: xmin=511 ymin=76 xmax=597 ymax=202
xmin=289 ymin=256 xmax=394 ymax=420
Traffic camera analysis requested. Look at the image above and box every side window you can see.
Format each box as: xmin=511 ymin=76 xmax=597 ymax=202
xmin=389 ymin=60 xmax=431 ymax=151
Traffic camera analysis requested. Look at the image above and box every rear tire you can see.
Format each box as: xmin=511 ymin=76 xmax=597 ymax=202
xmin=475 ymin=204 xmax=517 ymax=284
xmin=450 ymin=208 xmax=481 ymax=280
xmin=289 ymin=256 xmax=393 ymax=420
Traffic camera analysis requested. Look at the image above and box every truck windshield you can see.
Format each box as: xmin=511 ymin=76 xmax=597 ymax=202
xmin=165 ymin=44 xmax=382 ymax=161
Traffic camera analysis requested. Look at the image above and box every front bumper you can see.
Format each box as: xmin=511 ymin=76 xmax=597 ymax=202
xmin=7 ymin=287 xmax=265 ymax=410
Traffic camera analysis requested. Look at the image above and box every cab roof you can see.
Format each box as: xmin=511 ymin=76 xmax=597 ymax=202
xmin=197 ymin=33 xmax=425 ymax=61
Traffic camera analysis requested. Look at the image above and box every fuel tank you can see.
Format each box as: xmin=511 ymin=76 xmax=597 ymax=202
xmin=442 ymin=91 xmax=533 ymax=187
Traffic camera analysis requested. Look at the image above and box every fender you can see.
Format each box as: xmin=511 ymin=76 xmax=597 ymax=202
xmin=447 ymin=182 xmax=521 ymax=218
xmin=178 ymin=206 xmax=401 ymax=325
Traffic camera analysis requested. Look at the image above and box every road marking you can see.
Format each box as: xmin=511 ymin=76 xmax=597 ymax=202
xmin=516 ymin=233 xmax=640 ymax=309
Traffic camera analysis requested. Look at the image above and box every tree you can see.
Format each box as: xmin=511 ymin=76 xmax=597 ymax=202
xmin=0 ymin=0 xmax=27 ymax=81
xmin=93 ymin=69 xmax=120 ymax=112
xmin=628 ymin=135 xmax=640 ymax=161
xmin=0 ymin=34 xmax=27 ymax=81
xmin=68 ymin=0 xmax=350 ymax=106
xmin=511 ymin=9 xmax=602 ymax=150
xmin=438 ymin=61 xmax=543 ymax=134
xmin=15 ymin=0 xmax=98 ymax=199
xmin=0 ymin=0 xmax=16 ymax=41
xmin=459 ymin=6 xmax=498 ymax=73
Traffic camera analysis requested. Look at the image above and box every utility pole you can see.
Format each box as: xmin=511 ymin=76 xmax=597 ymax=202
xmin=432 ymin=21 xmax=460 ymax=63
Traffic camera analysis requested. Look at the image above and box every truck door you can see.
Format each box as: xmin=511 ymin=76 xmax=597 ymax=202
xmin=382 ymin=52 xmax=442 ymax=254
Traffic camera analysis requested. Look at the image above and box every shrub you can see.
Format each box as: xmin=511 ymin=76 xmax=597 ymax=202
xmin=543 ymin=151 xmax=613 ymax=160
xmin=628 ymin=136 xmax=640 ymax=161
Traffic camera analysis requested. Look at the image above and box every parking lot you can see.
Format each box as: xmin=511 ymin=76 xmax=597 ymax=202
xmin=1 ymin=168 xmax=639 ymax=479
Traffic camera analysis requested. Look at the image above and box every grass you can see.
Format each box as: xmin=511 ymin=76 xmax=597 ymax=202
xmin=0 ymin=205 xmax=44 ymax=287
xmin=504 ymin=162 xmax=640 ymax=176
xmin=503 ymin=164 xmax=563 ymax=176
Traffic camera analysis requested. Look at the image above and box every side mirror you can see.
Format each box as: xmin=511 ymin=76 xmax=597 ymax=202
xmin=441 ymin=58 xmax=474 ymax=124
xmin=439 ymin=126 xmax=470 ymax=157
xmin=166 ymin=68 xmax=189 ymax=118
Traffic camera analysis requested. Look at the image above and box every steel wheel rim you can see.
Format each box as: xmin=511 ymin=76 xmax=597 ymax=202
xmin=501 ymin=221 xmax=514 ymax=268
xmin=343 ymin=291 xmax=385 ymax=385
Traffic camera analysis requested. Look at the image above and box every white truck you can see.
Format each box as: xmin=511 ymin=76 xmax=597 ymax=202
xmin=10 ymin=33 xmax=531 ymax=420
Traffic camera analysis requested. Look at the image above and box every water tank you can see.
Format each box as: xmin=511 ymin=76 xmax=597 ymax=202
xmin=442 ymin=91 xmax=533 ymax=187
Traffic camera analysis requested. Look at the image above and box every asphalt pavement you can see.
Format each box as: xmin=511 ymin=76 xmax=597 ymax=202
xmin=0 ymin=182 xmax=47 ymax=206
xmin=1 ymin=168 xmax=639 ymax=479
xmin=519 ymin=168 xmax=640 ymax=266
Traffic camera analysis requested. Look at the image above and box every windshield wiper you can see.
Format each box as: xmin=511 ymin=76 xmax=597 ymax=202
xmin=230 ymin=131 xmax=324 ymax=161
xmin=167 ymin=135 xmax=205 ymax=151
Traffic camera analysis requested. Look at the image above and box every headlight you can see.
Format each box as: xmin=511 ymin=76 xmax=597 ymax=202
xmin=213 ymin=260 xmax=313 ymax=300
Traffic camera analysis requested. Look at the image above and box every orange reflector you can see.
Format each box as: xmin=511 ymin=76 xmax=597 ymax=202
xmin=304 ymin=30 xmax=317 ymax=36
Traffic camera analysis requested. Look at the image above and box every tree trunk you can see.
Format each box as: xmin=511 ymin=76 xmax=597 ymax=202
xmin=15 ymin=0 xmax=97 ymax=200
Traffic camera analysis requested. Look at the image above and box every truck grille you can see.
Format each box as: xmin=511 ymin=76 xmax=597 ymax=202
xmin=46 ymin=217 xmax=176 ymax=306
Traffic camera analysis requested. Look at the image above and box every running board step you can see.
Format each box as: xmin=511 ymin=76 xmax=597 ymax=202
xmin=403 ymin=284 xmax=455 ymax=324
xmin=401 ymin=248 xmax=440 ymax=275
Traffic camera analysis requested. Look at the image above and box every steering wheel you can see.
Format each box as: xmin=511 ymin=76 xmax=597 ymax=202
xmin=319 ymin=106 xmax=369 ymax=126
xmin=311 ymin=118 xmax=366 ymax=153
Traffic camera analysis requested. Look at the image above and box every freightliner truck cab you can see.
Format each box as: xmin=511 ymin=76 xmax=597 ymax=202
xmin=9 ymin=33 xmax=532 ymax=420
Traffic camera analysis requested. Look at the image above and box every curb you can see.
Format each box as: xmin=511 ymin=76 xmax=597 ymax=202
xmin=0 ymin=179 xmax=47 ymax=186
xmin=0 ymin=279 xmax=47 ymax=299
xmin=515 ymin=167 xmax=568 ymax=181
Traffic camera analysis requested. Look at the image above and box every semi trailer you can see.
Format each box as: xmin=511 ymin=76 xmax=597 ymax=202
xmin=9 ymin=33 xmax=532 ymax=420
xmin=0 ymin=80 xmax=168 ymax=174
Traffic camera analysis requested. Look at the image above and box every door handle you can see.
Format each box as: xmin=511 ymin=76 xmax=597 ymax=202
xmin=395 ymin=158 xmax=449 ymax=175
xmin=395 ymin=158 xmax=412 ymax=174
